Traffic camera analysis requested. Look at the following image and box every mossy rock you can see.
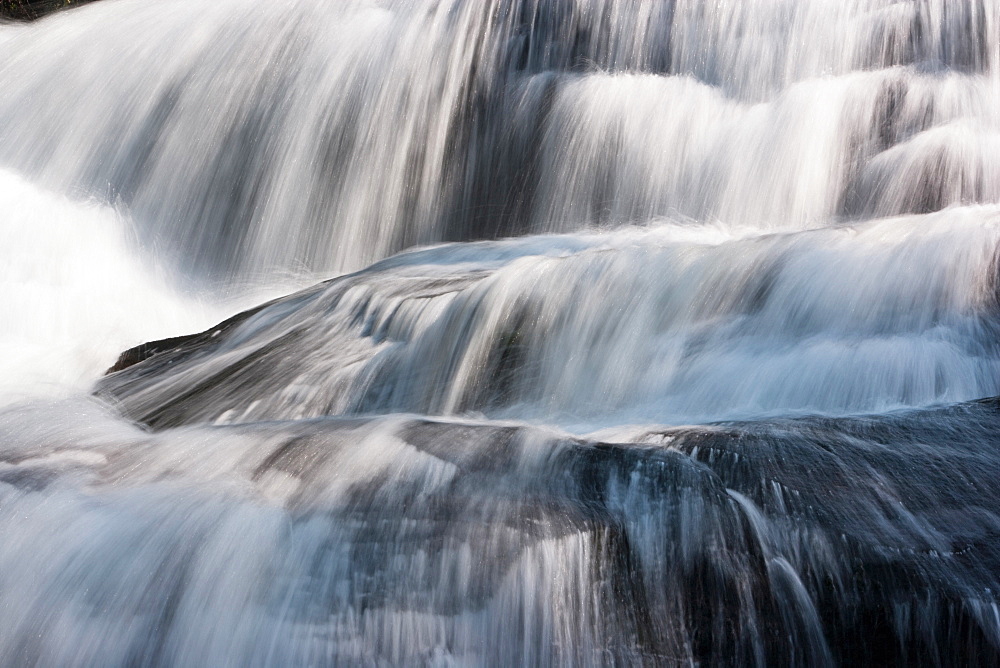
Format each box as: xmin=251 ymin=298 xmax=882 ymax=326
xmin=0 ymin=0 xmax=96 ymax=21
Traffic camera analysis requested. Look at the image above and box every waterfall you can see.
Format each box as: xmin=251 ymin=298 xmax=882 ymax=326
xmin=3 ymin=0 xmax=1000 ymax=664
xmin=2 ymin=0 xmax=998 ymax=279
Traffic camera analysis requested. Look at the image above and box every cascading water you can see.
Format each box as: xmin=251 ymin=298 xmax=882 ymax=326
xmin=3 ymin=0 xmax=1000 ymax=665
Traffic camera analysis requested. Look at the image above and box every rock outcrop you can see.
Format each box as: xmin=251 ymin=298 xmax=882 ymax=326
xmin=0 ymin=0 xmax=94 ymax=21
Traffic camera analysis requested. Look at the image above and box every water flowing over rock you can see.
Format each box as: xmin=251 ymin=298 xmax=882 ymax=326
xmin=4 ymin=399 xmax=1000 ymax=665
xmin=98 ymin=212 xmax=1000 ymax=429
xmin=3 ymin=0 xmax=1000 ymax=665
xmin=1 ymin=0 xmax=999 ymax=281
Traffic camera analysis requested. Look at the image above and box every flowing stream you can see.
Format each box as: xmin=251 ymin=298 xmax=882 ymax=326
xmin=3 ymin=0 xmax=1000 ymax=664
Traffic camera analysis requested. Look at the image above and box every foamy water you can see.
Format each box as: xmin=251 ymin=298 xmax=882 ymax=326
xmin=2 ymin=0 xmax=1000 ymax=664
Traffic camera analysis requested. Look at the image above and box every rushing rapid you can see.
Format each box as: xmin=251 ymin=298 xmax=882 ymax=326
xmin=3 ymin=0 xmax=1000 ymax=665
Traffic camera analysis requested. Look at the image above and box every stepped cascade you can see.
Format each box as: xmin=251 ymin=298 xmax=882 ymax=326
xmin=2 ymin=0 xmax=1000 ymax=664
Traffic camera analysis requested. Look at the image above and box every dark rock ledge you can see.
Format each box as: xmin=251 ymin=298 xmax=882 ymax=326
xmin=0 ymin=0 xmax=95 ymax=21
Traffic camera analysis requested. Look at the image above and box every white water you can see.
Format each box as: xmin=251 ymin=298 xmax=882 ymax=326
xmin=3 ymin=0 xmax=1000 ymax=664
xmin=0 ymin=169 xmax=223 ymax=400
xmin=93 ymin=209 xmax=1000 ymax=430
xmin=1 ymin=0 xmax=998 ymax=281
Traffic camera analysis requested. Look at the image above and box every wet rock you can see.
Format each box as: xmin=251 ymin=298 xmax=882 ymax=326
xmin=0 ymin=0 xmax=95 ymax=21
